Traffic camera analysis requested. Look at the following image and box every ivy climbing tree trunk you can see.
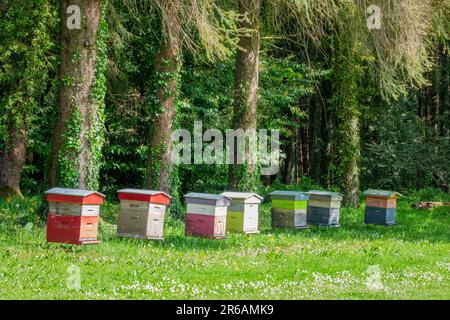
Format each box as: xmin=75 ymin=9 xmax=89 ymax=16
xmin=50 ymin=0 xmax=107 ymax=190
xmin=145 ymin=4 xmax=181 ymax=193
xmin=0 ymin=124 xmax=26 ymax=197
xmin=332 ymin=61 xmax=361 ymax=208
xmin=229 ymin=0 xmax=260 ymax=190
xmin=0 ymin=1 xmax=56 ymax=198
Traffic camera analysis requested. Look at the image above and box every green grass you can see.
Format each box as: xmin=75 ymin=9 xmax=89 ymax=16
xmin=0 ymin=197 xmax=449 ymax=299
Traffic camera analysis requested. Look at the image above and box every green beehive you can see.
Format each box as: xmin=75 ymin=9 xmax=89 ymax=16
xmin=269 ymin=191 xmax=309 ymax=229
xmin=221 ymin=192 xmax=263 ymax=234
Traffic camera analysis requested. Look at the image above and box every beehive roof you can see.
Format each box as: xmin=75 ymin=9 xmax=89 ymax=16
xmin=307 ymin=190 xmax=343 ymax=200
xmin=221 ymin=192 xmax=263 ymax=200
xmin=269 ymin=190 xmax=309 ymax=200
xmin=363 ymin=189 xmax=402 ymax=198
xmin=117 ymin=189 xmax=172 ymax=198
xmin=45 ymin=188 xmax=105 ymax=198
xmin=184 ymin=192 xmax=230 ymax=200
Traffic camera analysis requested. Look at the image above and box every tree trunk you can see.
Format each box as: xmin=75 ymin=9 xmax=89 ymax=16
xmin=334 ymin=72 xmax=361 ymax=208
xmin=309 ymin=93 xmax=323 ymax=182
xmin=283 ymin=140 xmax=293 ymax=184
xmin=339 ymin=112 xmax=360 ymax=207
xmin=0 ymin=123 xmax=26 ymax=197
xmin=145 ymin=7 xmax=181 ymax=193
xmin=49 ymin=0 xmax=105 ymax=190
xmin=229 ymin=0 xmax=260 ymax=190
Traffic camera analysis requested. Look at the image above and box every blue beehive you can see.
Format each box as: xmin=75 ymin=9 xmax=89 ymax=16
xmin=364 ymin=189 xmax=401 ymax=226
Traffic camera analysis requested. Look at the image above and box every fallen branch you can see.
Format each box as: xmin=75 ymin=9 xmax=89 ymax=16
xmin=414 ymin=202 xmax=450 ymax=210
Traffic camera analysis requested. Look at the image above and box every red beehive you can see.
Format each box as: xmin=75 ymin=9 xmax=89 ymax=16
xmin=118 ymin=189 xmax=171 ymax=205
xmin=184 ymin=193 xmax=231 ymax=239
xmin=45 ymin=188 xmax=105 ymax=245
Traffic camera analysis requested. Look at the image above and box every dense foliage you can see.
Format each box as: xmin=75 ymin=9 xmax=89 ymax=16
xmin=0 ymin=0 xmax=449 ymax=208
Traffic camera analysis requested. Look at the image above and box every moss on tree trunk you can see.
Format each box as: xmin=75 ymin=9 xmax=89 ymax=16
xmin=229 ymin=0 xmax=261 ymax=191
xmin=146 ymin=6 xmax=181 ymax=193
xmin=50 ymin=0 xmax=107 ymax=190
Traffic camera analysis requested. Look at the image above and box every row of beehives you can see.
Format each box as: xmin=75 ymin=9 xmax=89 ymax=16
xmin=44 ymin=188 xmax=401 ymax=244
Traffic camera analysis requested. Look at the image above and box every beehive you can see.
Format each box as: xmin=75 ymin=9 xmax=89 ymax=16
xmin=184 ymin=193 xmax=231 ymax=239
xmin=220 ymin=192 xmax=262 ymax=234
xmin=116 ymin=189 xmax=171 ymax=240
xmin=364 ymin=189 xmax=401 ymax=226
xmin=269 ymin=191 xmax=309 ymax=229
xmin=45 ymin=188 xmax=105 ymax=245
xmin=306 ymin=190 xmax=343 ymax=227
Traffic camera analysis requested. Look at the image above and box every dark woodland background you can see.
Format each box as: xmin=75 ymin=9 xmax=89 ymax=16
xmin=0 ymin=0 xmax=449 ymax=215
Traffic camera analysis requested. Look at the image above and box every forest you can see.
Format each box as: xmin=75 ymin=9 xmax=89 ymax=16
xmin=0 ymin=0 xmax=449 ymax=300
xmin=1 ymin=0 xmax=449 ymax=206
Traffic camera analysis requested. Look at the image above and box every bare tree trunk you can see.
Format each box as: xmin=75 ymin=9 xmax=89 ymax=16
xmin=229 ymin=0 xmax=260 ymax=190
xmin=283 ymin=140 xmax=293 ymax=184
xmin=146 ymin=6 xmax=181 ymax=193
xmin=0 ymin=123 xmax=26 ymax=197
xmin=441 ymin=52 xmax=449 ymax=137
xmin=50 ymin=0 xmax=104 ymax=190
xmin=309 ymin=93 xmax=323 ymax=182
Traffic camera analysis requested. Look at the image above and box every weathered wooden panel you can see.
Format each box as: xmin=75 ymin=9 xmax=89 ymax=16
xmin=227 ymin=211 xmax=244 ymax=232
xmin=185 ymin=213 xmax=226 ymax=239
xmin=228 ymin=203 xmax=245 ymax=212
xmin=294 ymin=212 xmax=307 ymax=227
xmin=120 ymin=200 xmax=166 ymax=215
xmin=364 ymin=206 xmax=396 ymax=225
xmin=146 ymin=213 xmax=165 ymax=239
xmin=186 ymin=203 xmax=227 ymax=216
xmin=365 ymin=197 xmax=397 ymax=208
xmin=120 ymin=200 xmax=149 ymax=213
xmin=271 ymin=208 xmax=308 ymax=229
xmin=79 ymin=218 xmax=99 ymax=239
xmin=213 ymin=215 xmax=226 ymax=237
xmin=46 ymin=214 xmax=100 ymax=245
xmin=117 ymin=211 xmax=149 ymax=235
xmin=306 ymin=206 xmax=340 ymax=226
xmin=226 ymin=204 xmax=259 ymax=233
xmin=48 ymin=202 xmax=100 ymax=216
xmin=243 ymin=209 xmax=259 ymax=232
xmin=308 ymin=200 xmax=341 ymax=209
xmin=116 ymin=209 xmax=166 ymax=240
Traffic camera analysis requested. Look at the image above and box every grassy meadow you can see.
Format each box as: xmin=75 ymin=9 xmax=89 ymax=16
xmin=0 ymin=196 xmax=449 ymax=300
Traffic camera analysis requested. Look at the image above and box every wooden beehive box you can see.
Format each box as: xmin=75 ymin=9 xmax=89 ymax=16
xmin=116 ymin=189 xmax=171 ymax=240
xmin=269 ymin=191 xmax=309 ymax=229
xmin=45 ymin=188 xmax=105 ymax=245
xmin=220 ymin=192 xmax=262 ymax=234
xmin=364 ymin=189 xmax=401 ymax=226
xmin=184 ymin=193 xmax=231 ymax=239
xmin=306 ymin=190 xmax=343 ymax=227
